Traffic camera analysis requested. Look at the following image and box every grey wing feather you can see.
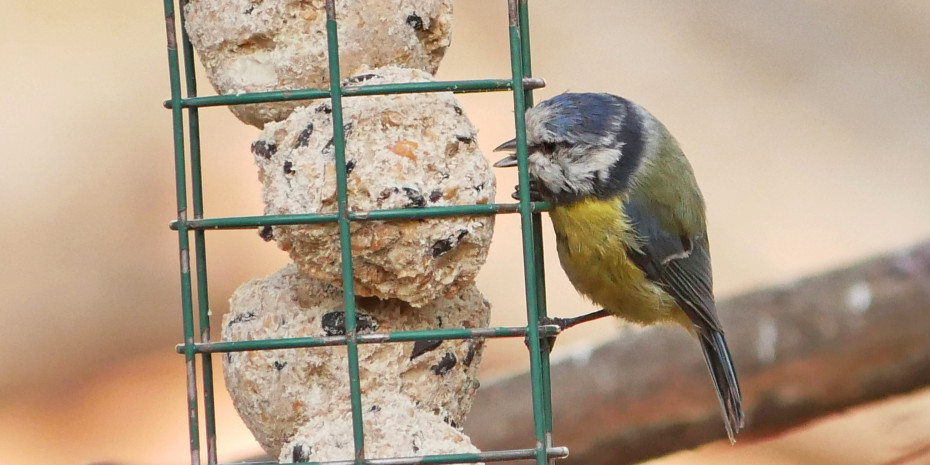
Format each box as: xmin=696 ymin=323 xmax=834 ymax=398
xmin=624 ymin=193 xmax=744 ymax=440
xmin=662 ymin=244 xmax=721 ymax=332
xmin=622 ymin=194 xmax=722 ymax=332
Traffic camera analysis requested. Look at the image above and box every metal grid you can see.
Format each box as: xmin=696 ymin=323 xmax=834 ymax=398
xmin=161 ymin=1 xmax=565 ymax=464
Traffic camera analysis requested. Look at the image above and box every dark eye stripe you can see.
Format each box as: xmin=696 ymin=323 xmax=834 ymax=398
xmin=528 ymin=141 xmax=568 ymax=154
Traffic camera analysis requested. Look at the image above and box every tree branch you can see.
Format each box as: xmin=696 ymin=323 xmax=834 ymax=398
xmin=465 ymin=241 xmax=930 ymax=464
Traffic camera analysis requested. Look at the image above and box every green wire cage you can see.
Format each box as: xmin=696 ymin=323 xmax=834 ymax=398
xmin=161 ymin=1 xmax=566 ymax=464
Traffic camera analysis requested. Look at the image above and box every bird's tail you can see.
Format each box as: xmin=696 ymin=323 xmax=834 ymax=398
xmin=699 ymin=330 xmax=745 ymax=443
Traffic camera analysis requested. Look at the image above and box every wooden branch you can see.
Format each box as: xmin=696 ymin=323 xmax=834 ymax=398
xmin=464 ymin=241 xmax=930 ymax=464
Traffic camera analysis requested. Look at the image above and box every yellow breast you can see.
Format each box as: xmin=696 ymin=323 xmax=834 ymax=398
xmin=548 ymin=197 xmax=683 ymax=326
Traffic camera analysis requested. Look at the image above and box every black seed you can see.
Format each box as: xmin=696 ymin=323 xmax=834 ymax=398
xmin=292 ymin=443 xmax=311 ymax=463
xmin=456 ymin=134 xmax=475 ymax=144
xmin=406 ymin=13 xmax=424 ymax=31
xmin=437 ymin=316 xmax=443 ymax=327
xmin=473 ymin=182 xmax=485 ymax=192
xmin=283 ymin=160 xmax=295 ymax=174
xmin=296 ymin=123 xmax=314 ymax=148
xmin=315 ymin=103 xmax=332 ymax=114
xmin=410 ymin=339 xmax=443 ymax=360
xmin=439 ymin=172 xmax=450 ymax=180
xmin=224 ymin=352 xmax=232 ymax=364
xmin=442 ymin=415 xmax=458 ymax=428
xmin=463 ymin=340 xmax=479 ymax=367
xmin=345 ymin=159 xmax=356 ymax=175
xmin=431 ymin=239 xmax=454 ymax=258
xmin=258 ymin=225 xmax=274 ymax=242
xmin=251 ymin=140 xmax=276 ymax=159
xmin=344 ymin=73 xmax=379 ymax=84
xmin=356 ymin=314 xmax=377 ymax=333
xmin=244 ymin=5 xmax=254 ymax=14
xmin=402 ymin=187 xmax=426 ymax=208
xmin=273 ymin=360 xmax=287 ymax=371
xmin=321 ymin=311 xmax=379 ymax=336
xmin=322 ymin=123 xmax=354 ymax=154
xmin=412 ymin=441 xmax=420 ymax=453
xmin=431 ymin=352 xmax=457 ymax=375
xmin=369 ymin=405 xmax=381 ymax=412
xmin=429 ymin=189 xmax=442 ymax=202
xmin=228 ymin=311 xmax=257 ymax=326
xmin=453 ymin=105 xmax=463 ymax=115
xmin=430 ymin=229 xmax=469 ymax=258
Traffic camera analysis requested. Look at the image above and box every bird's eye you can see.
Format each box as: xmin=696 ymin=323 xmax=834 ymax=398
xmin=527 ymin=141 xmax=559 ymax=156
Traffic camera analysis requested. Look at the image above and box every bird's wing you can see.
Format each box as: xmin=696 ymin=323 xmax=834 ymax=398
xmin=624 ymin=192 xmax=744 ymax=440
xmin=623 ymin=194 xmax=722 ymax=333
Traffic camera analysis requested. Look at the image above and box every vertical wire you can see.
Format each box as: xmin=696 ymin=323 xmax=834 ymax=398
xmin=325 ymin=0 xmax=366 ymax=462
xmin=178 ymin=0 xmax=217 ymax=462
xmin=518 ymin=1 xmax=543 ymax=311
xmin=163 ymin=0 xmax=200 ymax=463
xmin=507 ymin=2 xmax=548 ymax=464
xmin=516 ymin=2 xmax=557 ymax=459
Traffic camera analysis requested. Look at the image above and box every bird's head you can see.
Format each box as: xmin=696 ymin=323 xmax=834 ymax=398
xmin=494 ymin=92 xmax=648 ymax=203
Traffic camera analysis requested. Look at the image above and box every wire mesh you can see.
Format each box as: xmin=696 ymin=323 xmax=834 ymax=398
xmin=161 ymin=1 xmax=564 ymax=464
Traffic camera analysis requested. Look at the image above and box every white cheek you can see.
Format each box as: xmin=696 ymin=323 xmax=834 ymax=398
xmin=528 ymin=152 xmax=569 ymax=194
xmin=557 ymin=147 xmax=621 ymax=196
xmin=592 ymin=149 xmax=622 ymax=181
xmin=562 ymin=162 xmax=596 ymax=193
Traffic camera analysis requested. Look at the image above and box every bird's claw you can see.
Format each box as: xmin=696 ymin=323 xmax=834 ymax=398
xmin=525 ymin=316 xmax=566 ymax=353
xmin=510 ymin=181 xmax=544 ymax=202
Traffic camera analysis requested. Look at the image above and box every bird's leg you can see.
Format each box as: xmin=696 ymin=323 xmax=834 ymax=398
xmin=530 ymin=309 xmax=612 ymax=352
xmin=541 ymin=309 xmax=611 ymax=332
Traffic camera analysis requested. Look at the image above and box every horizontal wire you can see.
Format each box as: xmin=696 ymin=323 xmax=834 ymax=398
xmin=169 ymin=202 xmax=553 ymax=230
xmin=162 ymin=77 xmax=547 ymax=109
xmin=176 ymin=324 xmax=562 ymax=354
xmin=210 ymin=447 xmax=569 ymax=465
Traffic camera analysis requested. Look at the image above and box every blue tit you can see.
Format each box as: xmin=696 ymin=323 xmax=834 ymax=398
xmin=494 ymin=92 xmax=744 ymax=441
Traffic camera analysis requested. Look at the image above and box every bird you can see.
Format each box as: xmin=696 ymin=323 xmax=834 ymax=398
xmin=493 ymin=92 xmax=744 ymax=441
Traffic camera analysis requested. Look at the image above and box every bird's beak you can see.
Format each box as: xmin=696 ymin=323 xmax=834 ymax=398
xmin=494 ymin=138 xmax=518 ymax=152
xmin=492 ymin=138 xmax=519 ymax=168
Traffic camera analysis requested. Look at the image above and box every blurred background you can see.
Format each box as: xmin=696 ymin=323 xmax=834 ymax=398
xmin=2 ymin=0 xmax=930 ymax=464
